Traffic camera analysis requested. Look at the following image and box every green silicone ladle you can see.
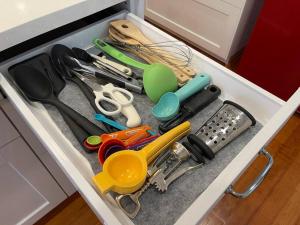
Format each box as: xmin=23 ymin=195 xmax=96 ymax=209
xmin=94 ymin=39 xmax=178 ymax=102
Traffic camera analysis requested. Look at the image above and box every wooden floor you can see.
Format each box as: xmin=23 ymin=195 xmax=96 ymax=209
xmin=35 ymin=114 xmax=300 ymax=225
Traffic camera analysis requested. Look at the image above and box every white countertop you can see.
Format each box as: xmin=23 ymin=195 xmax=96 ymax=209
xmin=0 ymin=0 xmax=125 ymax=51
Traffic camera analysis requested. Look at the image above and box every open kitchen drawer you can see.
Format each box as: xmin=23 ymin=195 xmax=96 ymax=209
xmin=0 ymin=8 xmax=300 ymax=225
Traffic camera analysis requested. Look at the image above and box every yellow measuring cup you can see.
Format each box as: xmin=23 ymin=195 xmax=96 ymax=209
xmin=93 ymin=121 xmax=191 ymax=194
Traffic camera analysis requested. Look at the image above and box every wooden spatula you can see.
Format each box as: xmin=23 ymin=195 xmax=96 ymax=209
xmin=110 ymin=20 xmax=196 ymax=77
xmin=108 ymin=27 xmax=190 ymax=84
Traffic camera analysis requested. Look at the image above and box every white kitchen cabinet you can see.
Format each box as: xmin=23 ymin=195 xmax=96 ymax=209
xmin=0 ymin=137 xmax=67 ymax=225
xmin=0 ymin=97 xmax=70 ymax=224
xmin=0 ymin=109 xmax=19 ymax=148
xmin=145 ymin=0 xmax=264 ymax=62
xmin=0 ymin=1 xmax=299 ymax=225
xmin=1 ymin=100 xmax=76 ymax=196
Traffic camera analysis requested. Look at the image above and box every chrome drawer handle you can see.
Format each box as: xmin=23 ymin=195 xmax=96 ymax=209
xmin=226 ymin=148 xmax=273 ymax=199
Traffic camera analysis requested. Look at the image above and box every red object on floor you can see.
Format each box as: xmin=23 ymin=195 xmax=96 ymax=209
xmin=238 ymin=0 xmax=300 ymax=102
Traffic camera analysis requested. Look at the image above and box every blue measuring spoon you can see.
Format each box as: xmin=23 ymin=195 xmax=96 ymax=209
xmin=95 ymin=113 xmax=127 ymax=130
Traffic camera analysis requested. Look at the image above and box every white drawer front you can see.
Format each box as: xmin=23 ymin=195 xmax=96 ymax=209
xmin=0 ymin=138 xmax=67 ymax=225
xmin=145 ymin=0 xmax=242 ymax=60
xmin=221 ymin=0 xmax=245 ymax=8
xmin=0 ymin=109 xmax=19 ymax=147
xmin=0 ymin=10 xmax=299 ymax=225
xmin=0 ymin=0 xmax=126 ymax=51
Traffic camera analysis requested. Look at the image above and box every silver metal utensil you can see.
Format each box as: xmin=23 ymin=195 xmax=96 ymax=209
xmin=150 ymin=142 xmax=202 ymax=192
xmin=115 ymin=142 xmax=203 ymax=218
xmin=188 ymin=100 xmax=256 ymax=159
xmin=64 ymin=56 xmax=143 ymax=93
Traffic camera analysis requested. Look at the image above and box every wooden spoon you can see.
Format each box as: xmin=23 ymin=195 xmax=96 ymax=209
xmin=108 ymin=27 xmax=190 ymax=84
xmin=110 ymin=20 xmax=196 ymax=77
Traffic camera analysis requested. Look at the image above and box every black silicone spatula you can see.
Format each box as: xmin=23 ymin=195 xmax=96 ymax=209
xmin=12 ymin=65 xmax=104 ymax=136
xmin=8 ymin=54 xmax=92 ymax=150
xmin=8 ymin=53 xmax=66 ymax=94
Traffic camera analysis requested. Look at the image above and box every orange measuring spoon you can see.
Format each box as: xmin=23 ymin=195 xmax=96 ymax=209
xmin=98 ymin=125 xmax=153 ymax=164
xmin=93 ymin=121 xmax=191 ymax=194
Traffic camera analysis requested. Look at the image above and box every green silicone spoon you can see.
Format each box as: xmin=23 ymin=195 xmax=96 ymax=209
xmin=94 ymin=39 xmax=178 ymax=102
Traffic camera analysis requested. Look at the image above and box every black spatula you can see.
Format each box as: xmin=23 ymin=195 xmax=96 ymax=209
xmin=12 ymin=65 xmax=104 ymax=136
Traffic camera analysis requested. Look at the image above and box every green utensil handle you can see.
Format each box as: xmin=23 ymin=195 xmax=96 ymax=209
xmin=93 ymin=39 xmax=149 ymax=70
xmin=175 ymin=74 xmax=210 ymax=102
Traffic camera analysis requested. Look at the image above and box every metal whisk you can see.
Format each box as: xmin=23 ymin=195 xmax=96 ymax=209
xmin=106 ymin=39 xmax=193 ymax=68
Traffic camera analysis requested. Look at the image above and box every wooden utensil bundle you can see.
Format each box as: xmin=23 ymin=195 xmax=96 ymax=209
xmin=107 ymin=20 xmax=197 ymax=85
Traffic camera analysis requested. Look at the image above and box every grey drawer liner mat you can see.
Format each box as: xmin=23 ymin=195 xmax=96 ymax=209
xmin=45 ymin=81 xmax=262 ymax=225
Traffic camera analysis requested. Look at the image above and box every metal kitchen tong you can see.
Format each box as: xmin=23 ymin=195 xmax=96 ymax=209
xmin=115 ymin=142 xmax=204 ymax=218
xmin=65 ymin=48 xmax=143 ymax=94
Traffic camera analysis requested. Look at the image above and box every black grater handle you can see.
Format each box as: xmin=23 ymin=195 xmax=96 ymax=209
xmin=182 ymin=141 xmax=205 ymax=164
xmin=187 ymin=134 xmax=215 ymax=160
xmin=159 ymin=111 xmax=189 ymax=133
xmin=183 ymin=85 xmax=221 ymax=115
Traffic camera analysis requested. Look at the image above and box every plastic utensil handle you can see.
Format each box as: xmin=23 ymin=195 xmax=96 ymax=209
xmin=94 ymin=71 xmax=126 ymax=88
xmin=99 ymin=56 xmax=132 ymax=75
xmin=113 ymin=90 xmax=141 ymax=127
xmin=60 ymin=112 xmax=87 ymax=143
xmin=93 ymin=59 xmax=131 ymax=80
xmin=71 ymin=76 xmax=113 ymax=132
xmin=94 ymin=68 xmax=143 ymax=94
xmin=91 ymin=53 xmax=133 ymax=75
xmin=92 ymin=172 xmax=114 ymax=194
xmin=175 ymin=74 xmax=211 ymax=102
xmin=140 ymin=121 xmax=191 ymax=163
xmin=91 ymin=55 xmax=132 ymax=77
xmin=94 ymin=93 xmax=122 ymax=116
xmin=104 ymin=83 xmax=134 ymax=106
xmin=93 ymin=39 xmax=149 ymax=70
xmin=181 ymin=141 xmax=205 ymax=164
xmin=158 ymin=112 xmax=188 ymax=133
xmin=95 ymin=114 xmax=127 ymax=130
xmin=183 ymin=85 xmax=221 ymax=114
xmin=60 ymin=112 xmax=93 ymax=152
xmin=47 ymin=97 xmax=105 ymax=135
xmin=187 ymin=134 xmax=215 ymax=160
xmin=124 ymin=82 xmax=143 ymax=94
xmin=71 ymin=76 xmax=96 ymax=110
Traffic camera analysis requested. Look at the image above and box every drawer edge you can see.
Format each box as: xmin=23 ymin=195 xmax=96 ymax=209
xmin=127 ymin=13 xmax=285 ymax=125
xmin=127 ymin=13 xmax=284 ymax=106
xmin=0 ymin=74 xmax=128 ymax=225
xmin=175 ymin=88 xmax=300 ymax=225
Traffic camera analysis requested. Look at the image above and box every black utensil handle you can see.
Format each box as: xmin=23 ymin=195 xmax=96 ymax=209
xmin=159 ymin=85 xmax=221 ymax=133
xmin=187 ymin=134 xmax=215 ymax=160
xmin=95 ymin=72 xmax=125 ymax=88
xmin=71 ymin=76 xmax=114 ymax=132
xmin=183 ymin=85 xmax=221 ymax=115
xmin=182 ymin=141 xmax=205 ymax=164
xmin=47 ymin=97 xmax=105 ymax=135
xmin=60 ymin=112 xmax=92 ymax=151
xmin=159 ymin=112 xmax=188 ymax=133
xmin=71 ymin=76 xmax=97 ymax=110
